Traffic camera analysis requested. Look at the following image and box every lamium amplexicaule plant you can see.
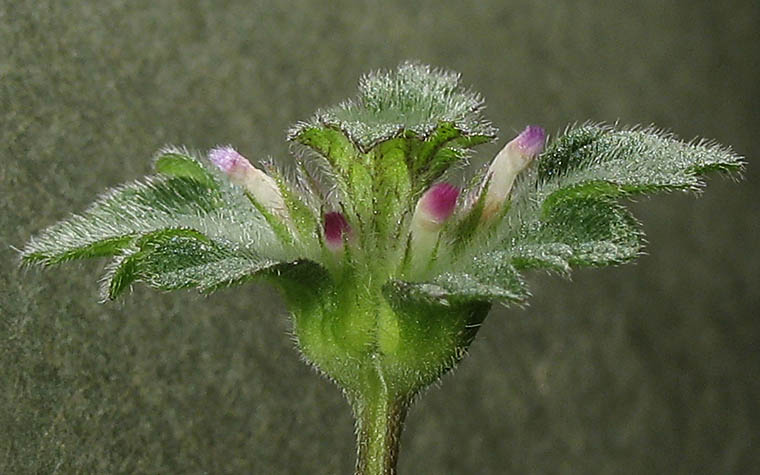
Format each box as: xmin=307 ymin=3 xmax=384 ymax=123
xmin=22 ymin=62 xmax=743 ymax=474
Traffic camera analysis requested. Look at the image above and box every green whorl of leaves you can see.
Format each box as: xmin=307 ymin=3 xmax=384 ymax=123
xmin=21 ymin=149 xmax=290 ymax=299
xmin=391 ymin=123 xmax=743 ymax=306
xmin=21 ymin=69 xmax=743 ymax=312
xmin=287 ymin=63 xmax=497 ymax=253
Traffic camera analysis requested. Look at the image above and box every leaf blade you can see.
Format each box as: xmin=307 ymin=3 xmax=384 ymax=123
xmin=22 ymin=175 xmax=281 ymax=267
xmin=153 ymin=149 xmax=217 ymax=188
xmin=102 ymin=228 xmax=277 ymax=299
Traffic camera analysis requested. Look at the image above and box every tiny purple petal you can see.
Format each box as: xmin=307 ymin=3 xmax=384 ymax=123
xmin=208 ymin=146 xmax=249 ymax=174
xmin=420 ymin=182 xmax=459 ymax=223
xmin=515 ymin=125 xmax=546 ymax=156
xmin=324 ymin=212 xmax=350 ymax=250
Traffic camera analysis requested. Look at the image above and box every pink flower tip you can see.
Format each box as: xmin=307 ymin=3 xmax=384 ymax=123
xmin=208 ymin=146 xmax=250 ymax=174
xmin=420 ymin=182 xmax=459 ymax=223
xmin=515 ymin=125 xmax=546 ymax=156
xmin=324 ymin=212 xmax=351 ymax=250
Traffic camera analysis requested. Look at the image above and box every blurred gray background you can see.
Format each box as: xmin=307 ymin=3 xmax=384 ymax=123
xmin=1 ymin=1 xmax=758 ymax=473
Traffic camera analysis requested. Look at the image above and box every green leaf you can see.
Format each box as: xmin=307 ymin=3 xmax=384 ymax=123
xmin=451 ymin=175 xmax=491 ymax=250
xmin=288 ymin=62 xmax=496 ymax=153
xmin=153 ymin=149 xmax=217 ymax=188
xmin=537 ymin=124 xmax=606 ymax=180
xmin=259 ymin=259 xmax=332 ymax=311
xmin=466 ymin=195 xmax=642 ymax=282
xmin=521 ymin=124 xmax=740 ymax=270
xmin=412 ymin=122 xmax=461 ymax=170
xmin=104 ymin=228 xmax=276 ymax=299
xmin=538 ymin=125 xmax=744 ymax=210
xmin=371 ymin=137 xmax=413 ymax=243
xmin=22 ymin=234 xmax=136 ymax=266
xmin=264 ymin=166 xmax=319 ymax=243
xmin=411 ymin=122 xmax=491 ymax=185
xmin=287 ymin=123 xmax=373 ymax=229
xmin=22 ymin=175 xmax=281 ymax=267
xmin=288 ymin=124 xmax=359 ymax=175
xmin=449 ymin=123 xmax=742 ymax=291
xmin=388 ymin=255 xmax=527 ymax=306
xmin=507 ymin=243 xmax=574 ymax=273
xmin=534 ymin=196 xmax=643 ymax=267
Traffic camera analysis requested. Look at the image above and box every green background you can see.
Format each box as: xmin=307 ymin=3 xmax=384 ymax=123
xmin=2 ymin=1 xmax=758 ymax=473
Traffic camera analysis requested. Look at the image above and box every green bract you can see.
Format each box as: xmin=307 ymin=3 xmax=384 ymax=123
xmin=22 ymin=62 xmax=743 ymax=475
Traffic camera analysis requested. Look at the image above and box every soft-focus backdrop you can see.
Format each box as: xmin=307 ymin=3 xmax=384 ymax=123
xmin=2 ymin=1 xmax=758 ymax=473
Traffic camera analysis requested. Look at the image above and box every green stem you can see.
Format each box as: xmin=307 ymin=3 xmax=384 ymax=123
xmin=352 ymin=378 xmax=409 ymax=475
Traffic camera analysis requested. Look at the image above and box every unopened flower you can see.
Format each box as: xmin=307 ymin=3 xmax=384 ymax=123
xmin=209 ymin=146 xmax=287 ymax=215
xmin=409 ymin=182 xmax=459 ymax=268
xmin=323 ymin=211 xmax=351 ymax=251
xmin=481 ymin=125 xmax=546 ymax=220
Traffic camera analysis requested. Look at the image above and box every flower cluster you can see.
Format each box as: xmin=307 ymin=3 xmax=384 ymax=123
xmin=209 ymin=126 xmax=546 ymax=280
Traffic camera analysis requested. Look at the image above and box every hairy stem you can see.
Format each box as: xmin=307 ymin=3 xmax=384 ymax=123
xmin=352 ymin=378 xmax=409 ymax=475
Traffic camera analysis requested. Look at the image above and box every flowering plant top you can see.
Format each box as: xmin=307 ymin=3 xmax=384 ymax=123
xmin=22 ymin=62 xmax=743 ymax=475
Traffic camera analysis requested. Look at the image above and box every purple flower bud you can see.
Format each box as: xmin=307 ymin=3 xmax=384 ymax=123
xmin=208 ymin=146 xmax=287 ymax=216
xmin=481 ymin=125 xmax=545 ymax=220
xmin=408 ymin=183 xmax=459 ymax=265
xmin=324 ymin=212 xmax=351 ymax=251
xmin=416 ymin=182 xmax=460 ymax=227
xmin=514 ymin=125 xmax=546 ymax=157
xmin=208 ymin=146 xmax=254 ymax=184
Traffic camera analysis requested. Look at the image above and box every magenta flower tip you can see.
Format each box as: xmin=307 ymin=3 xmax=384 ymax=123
xmin=208 ymin=146 xmax=247 ymax=173
xmin=515 ymin=125 xmax=546 ymax=156
xmin=324 ymin=211 xmax=350 ymax=249
xmin=420 ymin=182 xmax=459 ymax=223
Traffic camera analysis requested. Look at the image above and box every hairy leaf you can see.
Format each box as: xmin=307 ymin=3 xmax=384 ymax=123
xmin=22 ymin=174 xmax=284 ymax=269
xmin=509 ymin=196 xmax=644 ymax=271
xmin=104 ymin=228 xmax=276 ymax=299
xmin=290 ymin=62 xmax=495 ymax=153
xmin=371 ymin=137 xmax=413 ymax=242
xmin=288 ymin=63 xmax=496 ymax=203
xmin=539 ymin=124 xmax=743 ymax=210
xmin=388 ymin=256 xmax=528 ymax=307
xmin=424 ymin=123 xmax=742 ymax=305
xmin=153 ymin=148 xmax=217 ymax=188
xmin=290 ymin=125 xmax=358 ymax=176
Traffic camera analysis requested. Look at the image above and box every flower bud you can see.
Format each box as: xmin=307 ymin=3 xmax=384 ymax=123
xmin=409 ymin=183 xmax=459 ymax=266
xmin=209 ymin=146 xmax=286 ymax=215
xmin=411 ymin=182 xmax=459 ymax=233
xmin=482 ymin=125 xmax=545 ymax=220
xmin=323 ymin=211 xmax=351 ymax=251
